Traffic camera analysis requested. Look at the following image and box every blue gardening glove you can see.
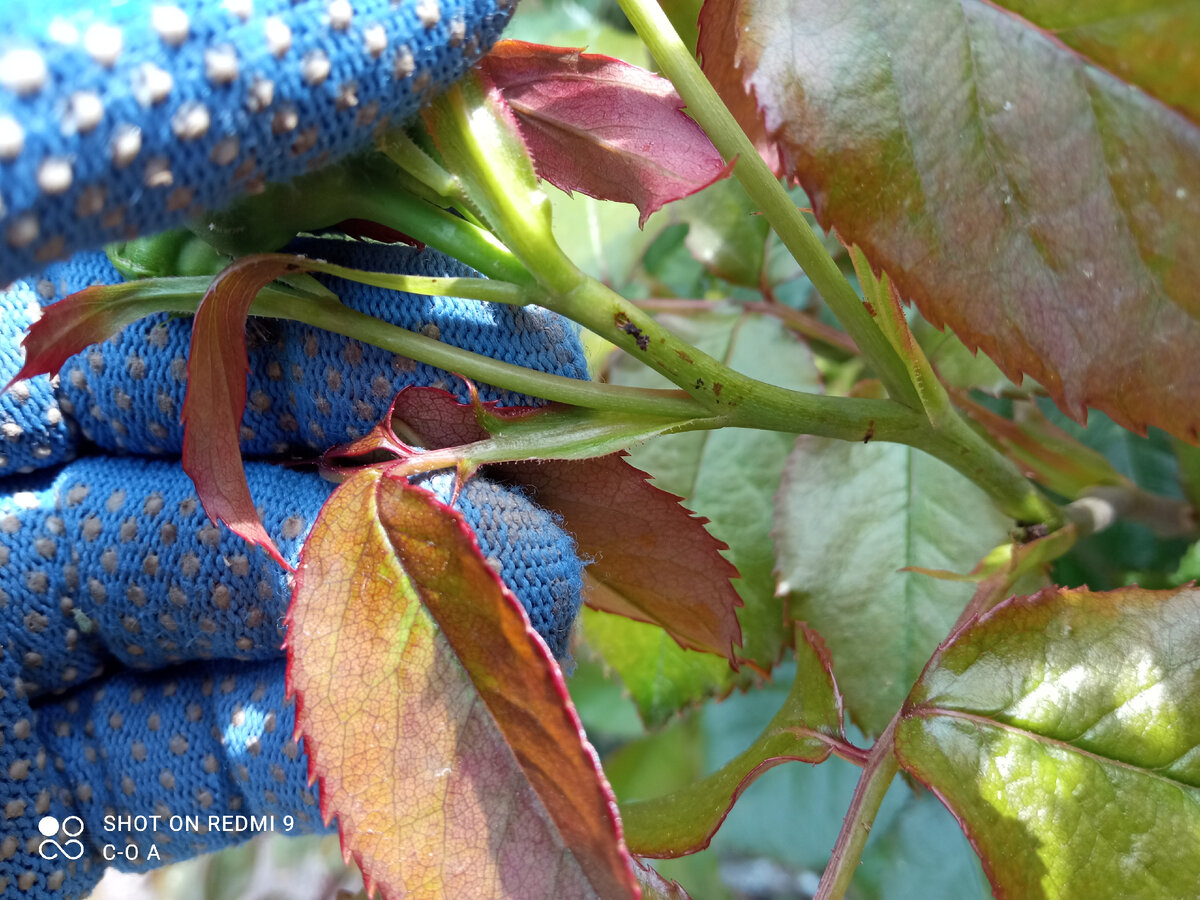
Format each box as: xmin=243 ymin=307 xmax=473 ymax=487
xmin=0 ymin=0 xmax=515 ymax=285
xmin=0 ymin=262 xmax=590 ymax=897
xmin=0 ymin=2 xmax=597 ymax=896
xmin=0 ymin=458 xmax=584 ymax=898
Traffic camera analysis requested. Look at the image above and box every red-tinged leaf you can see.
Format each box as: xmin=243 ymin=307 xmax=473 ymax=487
xmin=896 ymin=585 xmax=1200 ymax=898
xmin=333 ymin=219 xmax=422 ymax=247
xmin=182 ymin=256 xmax=305 ymax=569
xmin=620 ymin=625 xmax=848 ymax=858
xmin=507 ymin=455 xmax=742 ymax=661
xmin=725 ymin=0 xmax=1200 ymax=438
xmin=3 ymin=281 xmax=189 ymax=390
xmin=954 ymin=392 xmax=1131 ymax=500
xmin=696 ymin=2 xmax=783 ymax=175
xmin=480 ymin=40 xmax=730 ymax=226
xmin=384 ymin=387 xmax=743 ymax=661
xmin=287 ymin=466 xmax=638 ymax=899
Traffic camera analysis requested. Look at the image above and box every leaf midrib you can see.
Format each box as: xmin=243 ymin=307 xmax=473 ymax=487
xmin=907 ymin=706 xmax=1200 ymax=791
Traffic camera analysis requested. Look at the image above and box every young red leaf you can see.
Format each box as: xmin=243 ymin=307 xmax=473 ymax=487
xmin=3 ymin=280 xmax=198 ymax=391
xmin=480 ymin=40 xmax=730 ymax=226
xmin=287 ymin=466 xmax=638 ymax=899
xmin=508 ymin=455 xmax=743 ymax=661
xmin=182 ymin=255 xmax=305 ymax=569
xmin=386 ymin=387 xmax=743 ymax=661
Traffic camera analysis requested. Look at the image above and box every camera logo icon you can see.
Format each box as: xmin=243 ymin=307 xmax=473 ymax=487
xmin=37 ymin=815 xmax=85 ymax=861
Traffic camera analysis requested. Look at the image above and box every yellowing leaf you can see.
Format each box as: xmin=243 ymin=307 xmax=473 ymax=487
xmin=897 ymin=585 xmax=1200 ymax=899
xmin=287 ymin=466 xmax=637 ymax=899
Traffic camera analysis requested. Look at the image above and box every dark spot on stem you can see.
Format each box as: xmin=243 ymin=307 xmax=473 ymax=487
xmin=1016 ymin=523 xmax=1050 ymax=543
xmin=864 ymin=301 xmax=876 ymax=317
xmin=614 ymin=312 xmax=649 ymax=351
xmin=713 ymin=383 xmax=723 ymax=397
xmin=863 ymin=420 xmax=875 ymax=443
xmin=677 ymin=350 xmax=694 ymax=364
xmin=694 ymin=378 xmax=704 ymax=390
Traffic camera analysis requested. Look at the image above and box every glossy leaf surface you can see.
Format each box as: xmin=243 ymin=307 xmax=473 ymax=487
xmin=718 ymin=0 xmax=1200 ymax=438
xmin=897 ymin=585 xmax=1200 ymax=898
xmin=288 ymin=466 xmax=637 ymax=899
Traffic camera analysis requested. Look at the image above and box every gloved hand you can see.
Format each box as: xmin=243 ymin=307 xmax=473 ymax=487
xmin=0 ymin=1 xmax=594 ymax=897
xmin=0 ymin=0 xmax=515 ymax=285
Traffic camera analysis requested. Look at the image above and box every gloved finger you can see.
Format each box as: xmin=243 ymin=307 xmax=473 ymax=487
xmin=2 ymin=239 xmax=588 ymax=477
xmin=2 ymin=455 xmax=584 ymax=701
xmin=0 ymin=0 xmax=515 ymax=284
xmin=3 ymin=651 xmax=324 ymax=897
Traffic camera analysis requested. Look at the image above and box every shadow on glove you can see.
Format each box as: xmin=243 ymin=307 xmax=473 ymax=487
xmin=0 ymin=455 xmax=582 ymax=897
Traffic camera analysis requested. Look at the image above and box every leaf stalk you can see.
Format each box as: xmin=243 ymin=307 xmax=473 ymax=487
xmin=814 ymin=717 xmax=901 ymax=900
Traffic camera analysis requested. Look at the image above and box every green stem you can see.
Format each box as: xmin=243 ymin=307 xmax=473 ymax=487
xmin=376 ymin=129 xmax=460 ymax=200
xmin=287 ymin=296 xmax=708 ymax=416
xmin=814 ymin=717 xmax=901 ymax=900
xmin=95 ymin=275 xmax=708 ymax=419
xmin=617 ymin=0 xmax=919 ymax=407
xmin=348 ymin=161 xmax=534 ymax=287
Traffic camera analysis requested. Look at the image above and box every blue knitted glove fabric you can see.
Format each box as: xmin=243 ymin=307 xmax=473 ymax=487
xmin=0 ymin=0 xmax=514 ymax=284
xmin=0 ymin=283 xmax=75 ymax=474
xmin=8 ymin=239 xmax=587 ymax=471
xmin=0 ymin=457 xmax=584 ymax=897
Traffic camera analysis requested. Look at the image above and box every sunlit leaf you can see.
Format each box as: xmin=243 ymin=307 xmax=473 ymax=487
xmin=481 ymin=40 xmax=730 ymax=226
xmin=896 ymin=585 xmax=1200 ymax=899
xmin=773 ymin=437 xmax=1013 ymax=736
xmin=720 ymin=0 xmax=1200 ymax=438
xmin=287 ymin=466 xmax=637 ymax=899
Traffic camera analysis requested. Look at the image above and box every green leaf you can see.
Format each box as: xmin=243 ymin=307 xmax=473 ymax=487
xmin=675 ymin=177 xmax=769 ymax=287
xmin=724 ymin=0 xmax=1200 ymax=439
xmin=619 ymin=626 xmax=847 ymax=857
xmin=596 ymin=311 xmax=822 ymax=716
xmin=773 ymin=437 xmax=1013 ymax=736
xmin=896 ymin=584 xmax=1200 ymax=899
xmin=580 ymin=608 xmax=733 ymax=729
